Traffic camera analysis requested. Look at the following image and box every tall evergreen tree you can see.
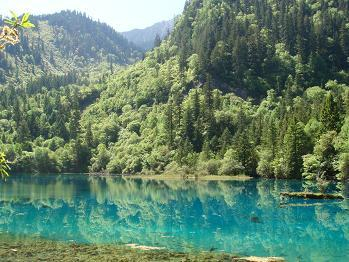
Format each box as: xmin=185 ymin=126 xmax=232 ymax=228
xmin=321 ymin=93 xmax=341 ymax=132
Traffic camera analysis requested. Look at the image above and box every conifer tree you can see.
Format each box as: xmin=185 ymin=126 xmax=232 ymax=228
xmin=321 ymin=93 xmax=340 ymax=132
xmin=282 ymin=120 xmax=308 ymax=178
xmin=164 ymin=101 xmax=174 ymax=147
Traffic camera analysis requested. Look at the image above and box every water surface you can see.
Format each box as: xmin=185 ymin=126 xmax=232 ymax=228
xmin=0 ymin=174 xmax=348 ymax=261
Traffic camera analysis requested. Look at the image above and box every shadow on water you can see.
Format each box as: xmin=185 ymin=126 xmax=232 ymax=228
xmin=0 ymin=174 xmax=348 ymax=261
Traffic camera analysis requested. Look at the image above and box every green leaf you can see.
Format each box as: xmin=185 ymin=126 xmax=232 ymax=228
xmin=21 ymin=22 xmax=35 ymax=28
xmin=10 ymin=10 xmax=18 ymax=20
xmin=4 ymin=19 xmax=15 ymax=26
xmin=21 ymin=13 xmax=30 ymax=24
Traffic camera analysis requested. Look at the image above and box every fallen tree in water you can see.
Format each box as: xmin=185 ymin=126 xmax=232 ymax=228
xmin=279 ymin=202 xmax=342 ymax=208
xmin=236 ymin=257 xmax=285 ymax=262
xmin=280 ymin=192 xmax=344 ymax=200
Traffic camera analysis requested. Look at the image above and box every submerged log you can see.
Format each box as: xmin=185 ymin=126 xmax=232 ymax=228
xmin=234 ymin=257 xmax=285 ymax=262
xmin=279 ymin=202 xmax=341 ymax=208
xmin=280 ymin=192 xmax=344 ymax=200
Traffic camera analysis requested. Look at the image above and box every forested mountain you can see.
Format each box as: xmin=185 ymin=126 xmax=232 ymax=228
xmin=0 ymin=10 xmax=142 ymax=84
xmin=122 ymin=19 xmax=174 ymax=51
xmin=1 ymin=0 xmax=349 ymax=181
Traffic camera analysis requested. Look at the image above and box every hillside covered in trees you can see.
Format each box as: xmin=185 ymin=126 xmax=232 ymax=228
xmin=0 ymin=10 xmax=142 ymax=84
xmin=0 ymin=0 xmax=348 ymax=180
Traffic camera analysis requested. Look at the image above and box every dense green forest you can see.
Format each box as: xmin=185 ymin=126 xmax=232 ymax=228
xmin=0 ymin=0 xmax=349 ymax=180
xmin=0 ymin=10 xmax=141 ymax=84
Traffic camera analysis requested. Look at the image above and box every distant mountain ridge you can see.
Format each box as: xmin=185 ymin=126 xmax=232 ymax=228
xmin=122 ymin=19 xmax=175 ymax=51
xmin=0 ymin=10 xmax=142 ymax=84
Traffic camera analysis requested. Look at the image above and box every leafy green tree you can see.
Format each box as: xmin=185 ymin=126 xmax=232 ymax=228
xmin=219 ymin=149 xmax=244 ymax=176
xmin=0 ymin=12 xmax=34 ymax=177
xmin=257 ymin=149 xmax=275 ymax=178
xmin=33 ymin=147 xmax=60 ymax=173
xmin=338 ymin=153 xmax=349 ymax=180
xmin=89 ymin=144 xmax=110 ymax=172
xmin=302 ymin=154 xmax=321 ymax=180
xmin=303 ymin=131 xmax=338 ymax=180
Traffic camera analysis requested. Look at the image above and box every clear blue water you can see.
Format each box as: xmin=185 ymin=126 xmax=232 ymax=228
xmin=0 ymin=174 xmax=348 ymax=261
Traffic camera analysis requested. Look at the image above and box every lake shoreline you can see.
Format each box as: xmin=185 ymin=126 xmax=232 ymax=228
xmin=9 ymin=172 xmax=343 ymax=182
xmin=10 ymin=173 xmax=254 ymax=182
xmin=123 ymin=174 xmax=254 ymax=181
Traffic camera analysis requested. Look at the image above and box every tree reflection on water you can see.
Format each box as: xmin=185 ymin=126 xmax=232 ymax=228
xmin=0 ymin=174 xmax=348 ymax=261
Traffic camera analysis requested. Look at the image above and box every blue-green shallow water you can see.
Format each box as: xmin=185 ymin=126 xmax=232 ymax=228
xmin=0 ymin=174 xmax=348 ymax=261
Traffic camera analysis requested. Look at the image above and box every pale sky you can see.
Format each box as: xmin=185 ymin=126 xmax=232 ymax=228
xmin=1 ymin=0 xmax=186 ymax=32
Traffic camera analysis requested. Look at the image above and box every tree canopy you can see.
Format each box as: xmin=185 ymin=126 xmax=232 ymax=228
xmin=0 ymin=0 xmax=348 ymax=180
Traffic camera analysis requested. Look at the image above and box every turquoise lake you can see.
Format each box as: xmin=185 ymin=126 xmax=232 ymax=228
xmin=0 ymin=174 xmax=348 ymax=261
